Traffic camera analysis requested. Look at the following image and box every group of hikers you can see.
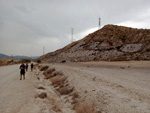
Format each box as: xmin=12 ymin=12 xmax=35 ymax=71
xmin=19 ymin=63 xmax=34 ymax=80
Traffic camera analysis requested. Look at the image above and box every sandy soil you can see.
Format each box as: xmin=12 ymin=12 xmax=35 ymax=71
xmin=0 ymin=61 xmax=150 ymax=113
xmin=0 ymin=58 xmax=13 ymax=66
xmin=46 ymin=61 xmax=150 ymax=113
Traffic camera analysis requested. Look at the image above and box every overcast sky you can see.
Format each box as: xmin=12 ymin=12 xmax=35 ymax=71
xmin=0 ymin=0 xmax=150 ymax=56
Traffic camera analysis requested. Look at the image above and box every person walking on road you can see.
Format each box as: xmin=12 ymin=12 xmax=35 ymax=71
xmin=30 ymin=63 xmax=34 ymax=71
xmin=25 ymin=63 xmax=28 ymax=72
xmin=19 ymin=63 xmax=26 ymax=80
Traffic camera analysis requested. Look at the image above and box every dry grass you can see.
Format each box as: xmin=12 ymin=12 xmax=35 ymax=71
xmin=48 ymin=68 xmax=74 ymax=95
xmin=52 ymin=71 xmax=63 ymax=77
xmin=43 ymin=68 xmax=56 ymax=75
xmin=47 ymin=68 xmax=56 ymax=74
xmin=35 ymin=92 xmax=47 ymax=99
xmin=44 ymin=73 xmax=53 ymax=79
xmin=37 ymin=86 xmax=45 ymax=90
xmin=40 ymin=65 xmax=49 ymax=71
xmin=59 ymin=82 xmax=69 ymax=88
xmin=0 ymin=58 xmax=13 ymax=66
xmin=57 ymin=86 xmax=69 ymax=95
xmin=50 ymin=76 xmax=63 ymax=85
xmin=43 ymin=68 xmax=56 ymax=79
xmin=50 ymin=75 xmax=67 ymax=84
xmin=43 ymin=68 xmax=64 ymax=80
xmin=71 ymin=99 xmax=78 ymax=105
xmin=51 ymin=99 xmax=62 ymax=112
xmin=70 ymin=92 xmax=79 ymax=99
xmin=52 ymin=105 xmax=61 ymax=112
xmin=75 ymin=102 xmax=97 ymax=113
xmin=57 ymin=86 xmax=74 ymax=95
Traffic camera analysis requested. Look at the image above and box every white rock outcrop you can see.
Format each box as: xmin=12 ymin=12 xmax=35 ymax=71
xmin=121 ymin=44 xmax=143 ymax=52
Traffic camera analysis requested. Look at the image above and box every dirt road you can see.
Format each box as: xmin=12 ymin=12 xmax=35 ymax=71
xmin=0 ymin=64 xmax=74 ymax=113
xmin=0 ymin=61 xmax=150 ymax=113
xmin=0 ymin=64 xmax=36 ymax=113
xmin=0 ymin=64 xmax=54 ymax=113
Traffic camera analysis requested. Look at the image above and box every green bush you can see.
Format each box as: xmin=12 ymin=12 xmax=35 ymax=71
xmin=20 ymin=59 xmax=31 ymax=63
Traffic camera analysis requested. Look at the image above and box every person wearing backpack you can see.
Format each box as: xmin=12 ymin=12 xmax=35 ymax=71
xmin=19 ymin=63 xmax=26 ymax=80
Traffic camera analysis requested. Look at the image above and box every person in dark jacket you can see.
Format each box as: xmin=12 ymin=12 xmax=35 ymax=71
xmin=20 ymin=63 xmax=25 ymax=80
xmin=30 ymin=63 xmax=34 ymax=71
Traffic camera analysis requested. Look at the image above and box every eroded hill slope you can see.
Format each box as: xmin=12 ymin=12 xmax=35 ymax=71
xmin=39 ymin=25 xmax=150 ymax=62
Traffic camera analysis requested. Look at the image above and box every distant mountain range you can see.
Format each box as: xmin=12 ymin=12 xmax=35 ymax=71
xmin=0 ymin=53 xmax=9 ymax=58
xmin=0 ymin=53 xmax=39 ymax=59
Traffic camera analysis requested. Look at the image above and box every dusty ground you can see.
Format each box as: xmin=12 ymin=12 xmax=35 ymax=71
xmin=0 ymin=61 xmax=150 ymax=113
xmin=0 ymin=64 xmax=74 ymax=113
xmin=46 ymin=61 xmax=150 ymax=113
xmin=0 ymin=64 xmax=57 ymax=113
xmin=0 ymin=58 xmax=13 ymax=66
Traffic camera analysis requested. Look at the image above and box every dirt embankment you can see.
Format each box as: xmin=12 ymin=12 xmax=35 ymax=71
xmin=33 ymin=61 xmax=150 ymax=113
xmin=0 ymin=58 xmax=14 ymax=66
xmin=34 ymin=64 xmax=96 ymax=113
xmin=0 ymin=58 xmax=24 ymax=66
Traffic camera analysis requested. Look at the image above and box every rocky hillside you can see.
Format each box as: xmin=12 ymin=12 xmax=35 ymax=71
xmin=39 ymin=24 xmax=150 ymax=62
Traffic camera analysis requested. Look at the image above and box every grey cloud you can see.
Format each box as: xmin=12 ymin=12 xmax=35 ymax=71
xmin=0 ymin=0 xmax=150 ymax=56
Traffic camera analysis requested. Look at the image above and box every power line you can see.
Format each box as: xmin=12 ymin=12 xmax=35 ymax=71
xmin=99 ymin=17 xmax=101 ymax=29
xmin=71 ymin=28 xmax=74 ymax=43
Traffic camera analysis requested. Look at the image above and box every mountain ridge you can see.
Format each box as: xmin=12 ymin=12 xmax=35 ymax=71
xmin=0 ymin=53 xmax=10 ymax=58
xmin=0 ymin=53 xmax=39 ymax=59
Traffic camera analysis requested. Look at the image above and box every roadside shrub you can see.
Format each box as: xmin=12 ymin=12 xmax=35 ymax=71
xmin=52 ymin=71 xmax=63 ymax=77
xmin=71 ymin=99 xmax=79 ymax=105
xmin=44 ymin=68 xmax=55 ymax=75
xmin=75 ymin=102 xmax=96 ymax=113
xmin=40 ymin=65 xmax=49 ymax=71
xmin=7 ymin=60 xmax=14 ymax=64
xmin=20 ymin=59 xmax=31 ymax=63
xmin=44 ymin=73 xmax=53 ymax=79
xmin=57 ymin=86 xmax=74 ymax=95
xmin=43 ymin=68 xmax=57 ymax=79
xmin=70 ymin=92 xmax=79 ymax=99
xmin=51 ymin=100 xmax=62 ymax=112
xmin=50 ymin=76 xmax=67 ymax=85
xmin=37 ymin=86 xmax=45 ymax=90
xmin=36 ymin=92 xmax=47 ymax=99
xmin=57 ymin=86 xmax=68 ymax=95
xmin=36 ymin=59 xmax=41 ymax=63
xmin=50 ymin=76 xmax=63 ymax=85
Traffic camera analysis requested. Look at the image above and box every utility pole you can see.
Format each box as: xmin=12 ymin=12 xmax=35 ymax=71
xmin=43 ymin=46 xmax=45 ymax=55
xmin=71 ymin=28 xmax=73 ymax=43
xmin=99 ymin=17 xmax=101 ymax=29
